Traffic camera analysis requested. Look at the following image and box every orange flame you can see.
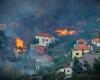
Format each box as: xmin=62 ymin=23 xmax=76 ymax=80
xmin=15 ymin=38 xmax=26 ymax=53
xmin=16 ymin=38 xmax=25 ymax=49
xmin=55 ymin=28 xmax=76 ymax=36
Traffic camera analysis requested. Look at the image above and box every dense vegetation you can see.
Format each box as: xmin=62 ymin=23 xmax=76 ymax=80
xmin=1 ymin=56 xmax=100 ymax=80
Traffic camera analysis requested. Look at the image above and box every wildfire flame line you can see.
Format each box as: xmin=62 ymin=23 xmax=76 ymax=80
xmin=55 ymin=28 xmax=76 ymax=36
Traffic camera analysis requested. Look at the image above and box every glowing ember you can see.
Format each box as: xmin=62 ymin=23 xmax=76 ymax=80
xmin=55 ymin=28 xmax=76 ymax=36
xmin=15 ymin=38 xmax=26 ymax=53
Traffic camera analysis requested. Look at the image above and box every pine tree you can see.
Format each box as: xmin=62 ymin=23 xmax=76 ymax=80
xmin=83 ymin=60 xmax=92 ymax=74
xmin=93 ymin=58 xmax=100 ymax=74
xmin=73 ymin=58 xmax=83 ymax=74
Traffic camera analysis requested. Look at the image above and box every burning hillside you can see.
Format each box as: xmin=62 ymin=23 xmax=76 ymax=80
xmin=55 ymin=28 xmax=76 ymax=36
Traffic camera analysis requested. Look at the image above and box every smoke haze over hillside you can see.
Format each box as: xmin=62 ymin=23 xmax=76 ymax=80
xmin=0 ymin=0 xmax=100 ymax=77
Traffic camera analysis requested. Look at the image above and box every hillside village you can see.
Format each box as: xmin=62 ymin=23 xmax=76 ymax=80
xmin=0 ymin=23 xmax=100 ymax=80
xmin=0 ymin=0 xmax=100 ymax=79
xmin=13 ymin=29 xmax=100 ymax=79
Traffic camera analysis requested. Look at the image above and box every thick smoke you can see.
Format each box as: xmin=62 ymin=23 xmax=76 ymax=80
xmin=0 ymin=0 xmax=99 ymax=38
xmin=0 ymin=0 xmax=99 ymax=40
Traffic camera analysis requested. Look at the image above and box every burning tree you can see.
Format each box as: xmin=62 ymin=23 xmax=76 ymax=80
xmin=15 ymin=38 xmax=26 ymax=53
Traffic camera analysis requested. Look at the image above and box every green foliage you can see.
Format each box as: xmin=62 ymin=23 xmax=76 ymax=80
xmin=54 ymin=56 xmax=67 ymax=68
xmin=48 ymin=43 xmax=55 ymax=48
xmin=47 ymin=50 xmax=53 ymax=56
xmin=48 ymin=40 xmax=59 ymax=49
xmin=94 ymin=47 xmax=100 ymax=53
xmin=0 ymin=30 xmax=7 ymax=49
xmin=93 ymin=58 xmax=100 ymax=74
xmin=31 ymin=38 xmax=39 ymax=44
xmin=83 ymin=60 xmax=93 ymax=74
xmin=73 ymin=58 xmax=83 ymax=74
xmin=71 ymin=74 xmax=100 ymax=80
xmin=47 ymin=40 xmax=60 ymax=56
xmin=35 ymin=66 xmax=68 ymax=80
xmin=57 ymin=72 xmax=66 ymax=80
xmin=36 ymin=67 xmax=58 ymax=80
xmin=94 ymin=29 xmax=100 ymax=38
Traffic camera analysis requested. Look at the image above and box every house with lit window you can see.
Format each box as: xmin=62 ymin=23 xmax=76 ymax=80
xmin=92 ymin=38 xmax=100 ymax=47
xmin=35 ymin=32 xmax=55 ymax=46
xmin=72 ymin=44 xmax=92 ymax=59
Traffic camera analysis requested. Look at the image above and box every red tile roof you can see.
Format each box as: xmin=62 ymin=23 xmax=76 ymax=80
xmin=74 ymin=44 xmax=90 ymax=50
xmin=77 ymin=39 xmax=87 ymax=44
xmin=42 ymin=55 xmax=53 ymax=61
xmin=77 ymin=39 xmax=86 ymax=42
xmin=36 ymin=32 xmax=53 ymax=38
xmin=35 ymin=45 xmax=47 ymax=54
xmin=93 ymin=38 xmax=100 ymax=43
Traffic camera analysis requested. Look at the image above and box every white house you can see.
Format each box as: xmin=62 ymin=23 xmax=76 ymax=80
xmin=36 ymin=32 xmax=55 ymax=46
xmin=92 ymin=38 xmax=100 ymax=47
xmin=57 ymin=67 xmax=72 ymax=78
